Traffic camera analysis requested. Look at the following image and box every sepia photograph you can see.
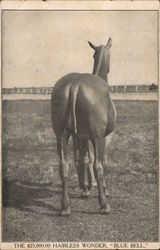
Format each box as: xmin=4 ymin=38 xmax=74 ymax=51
xmin=1 ymin=1 xmax=159 ymax=249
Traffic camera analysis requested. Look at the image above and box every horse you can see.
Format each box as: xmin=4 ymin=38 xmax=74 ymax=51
xmin=51 ymin=38 xmax=117 ymax=215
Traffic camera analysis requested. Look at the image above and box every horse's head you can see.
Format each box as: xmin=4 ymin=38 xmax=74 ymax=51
xmin=88 ymin=38 xmax=112 ymax=83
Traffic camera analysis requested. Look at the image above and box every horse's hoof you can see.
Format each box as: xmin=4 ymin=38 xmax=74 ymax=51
xmin=81 ymin=189 xmax=91 ymax=198
xmin=100 ymin=204 xmax=111 ymax=215
xmin=59 ymin=207 xmax=71 ymax=216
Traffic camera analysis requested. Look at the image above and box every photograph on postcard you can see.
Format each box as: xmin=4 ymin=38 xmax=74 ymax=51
xmin=2 ymin=9 xmax=159 ymax=243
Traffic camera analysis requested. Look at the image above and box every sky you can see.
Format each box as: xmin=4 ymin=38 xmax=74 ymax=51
xmin=2 ymin=10 xmax=158 ymax=88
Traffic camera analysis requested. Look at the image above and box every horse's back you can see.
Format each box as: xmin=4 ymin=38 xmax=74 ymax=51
xmin=51 ymin=73 xmax=116 ymax=138
xmin=52 ymin=72 xmax=108 ymax=103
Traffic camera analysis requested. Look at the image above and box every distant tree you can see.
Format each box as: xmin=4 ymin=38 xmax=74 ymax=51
xmin=149 ymin=83 xmax=158 ymax=91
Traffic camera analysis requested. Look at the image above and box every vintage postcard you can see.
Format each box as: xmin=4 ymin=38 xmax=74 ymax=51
xmin=1 ymin=0 xmax=160 ymax=249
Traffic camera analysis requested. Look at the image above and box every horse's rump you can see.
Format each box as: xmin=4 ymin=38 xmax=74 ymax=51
xmin=51 ymin=73 xmax=114 ymax=139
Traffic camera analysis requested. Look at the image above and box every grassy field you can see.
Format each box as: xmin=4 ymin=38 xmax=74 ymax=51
xmin=2 ymin=100 xmax=159 ymax=242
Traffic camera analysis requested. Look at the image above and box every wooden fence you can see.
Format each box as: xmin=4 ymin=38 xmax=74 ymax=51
xmin=2 ymin=84 xmax=158 ymax=101
xmin=2 ymin=84 xmax=158 ymax=94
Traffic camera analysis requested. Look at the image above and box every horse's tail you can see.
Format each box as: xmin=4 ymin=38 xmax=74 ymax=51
xmin=69 ymin=85 xmax=79 ymax=134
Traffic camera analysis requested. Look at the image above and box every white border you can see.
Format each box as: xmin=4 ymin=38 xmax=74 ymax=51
xmin=1 ymin=1 xmax=160 ymax=249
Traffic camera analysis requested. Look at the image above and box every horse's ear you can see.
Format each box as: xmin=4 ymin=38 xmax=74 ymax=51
xmin=106 ymin=37 xmax=112 ymax=49
xmin=88 ymin=41 xmax=96 ymax=51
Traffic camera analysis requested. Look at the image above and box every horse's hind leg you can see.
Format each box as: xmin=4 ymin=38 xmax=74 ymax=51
xmin=57 ymin=132 xmax=70 ymax=216
xmin=92 ymin=137 xmax=111 ymax=214
xmin=88 ymin=140 xmax=109 ymax=196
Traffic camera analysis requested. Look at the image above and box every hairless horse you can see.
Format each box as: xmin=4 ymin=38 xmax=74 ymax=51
xmin=51 ymin=38 xmax=117 ymax=215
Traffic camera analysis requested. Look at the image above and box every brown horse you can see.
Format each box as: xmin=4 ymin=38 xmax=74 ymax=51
xmin=51 ymin=38 xmax=117 ymax=215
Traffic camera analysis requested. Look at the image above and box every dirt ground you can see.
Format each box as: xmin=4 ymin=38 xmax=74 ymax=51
xmin=2 ymin=100 xmax=159 ymax=242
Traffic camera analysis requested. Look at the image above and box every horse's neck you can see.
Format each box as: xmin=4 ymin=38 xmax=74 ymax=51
xmin=93 ymin=69 xmax=108 ymax=84
xmin=92 ymin=59 xmax=108 ymax=83
xmin=98 ymin=71 xmax=108 ymax=83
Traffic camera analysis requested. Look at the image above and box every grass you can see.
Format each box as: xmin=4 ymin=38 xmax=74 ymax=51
xmin=2 ymin=100 xmax=159 ymax=242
